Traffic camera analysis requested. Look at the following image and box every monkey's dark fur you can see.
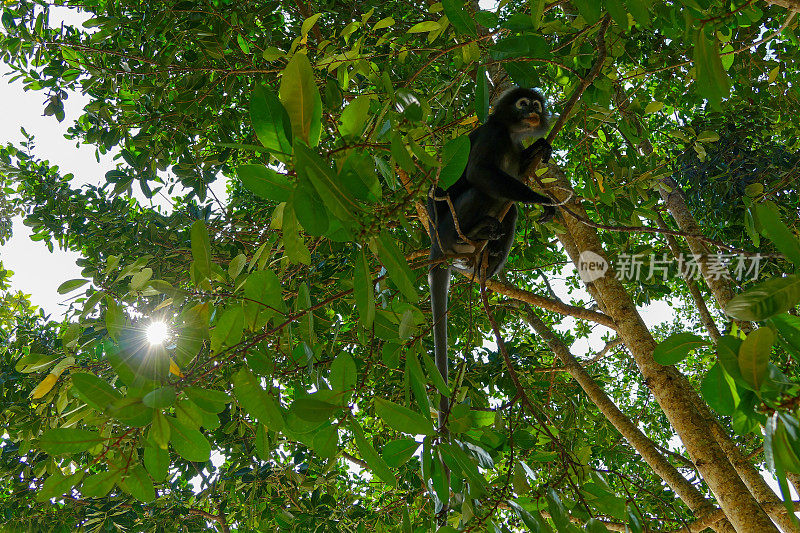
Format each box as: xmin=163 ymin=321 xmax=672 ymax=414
xmin=427 ymin=88 xmax=554 ymax=427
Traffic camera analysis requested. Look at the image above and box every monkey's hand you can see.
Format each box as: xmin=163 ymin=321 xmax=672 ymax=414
xmin=521 ymin=138 xmax=553 ymax=170
xmin=462 ymin=217 xmax=504 ymax=242
xmin=429 ymin=185 xmax=448 ymax=201
xmin=538 ymin=205 xmax=556 ymax=223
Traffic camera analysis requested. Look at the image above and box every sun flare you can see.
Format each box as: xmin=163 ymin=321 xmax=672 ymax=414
xmin=145 ymin=321 xmax=170 ymax=346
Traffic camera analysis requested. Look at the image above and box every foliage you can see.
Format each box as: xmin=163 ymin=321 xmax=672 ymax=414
xmin=1 ymin=0 xmax=800 ymax=531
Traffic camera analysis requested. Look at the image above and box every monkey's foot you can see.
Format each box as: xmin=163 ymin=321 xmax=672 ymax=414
xmin=467 ymin=217 xmax=504 ymax=241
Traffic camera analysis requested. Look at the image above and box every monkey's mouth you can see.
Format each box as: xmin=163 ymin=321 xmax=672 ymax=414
xmin=523 ymin=114 xmax=541 ymax=128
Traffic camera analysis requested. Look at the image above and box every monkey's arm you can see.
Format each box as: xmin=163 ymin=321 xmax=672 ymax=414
xmin=520 ymin=138 xmax=552 ymax=173
xmin=468 ymin=162 xmax=553 ymax=205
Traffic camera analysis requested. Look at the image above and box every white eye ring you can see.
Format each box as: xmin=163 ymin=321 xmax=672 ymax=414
xmin=532 ymin=100 xmax=542 ymax=112
xmin=515 ymin=97 xmax=531 ymax=109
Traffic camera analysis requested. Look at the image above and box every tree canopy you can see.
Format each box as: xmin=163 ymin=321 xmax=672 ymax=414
xmin=1 ymin=0 xmax=800 ymax=531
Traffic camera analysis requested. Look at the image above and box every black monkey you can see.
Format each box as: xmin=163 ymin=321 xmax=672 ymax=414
xmin=427 ymin=87 xmax=554 ymax=428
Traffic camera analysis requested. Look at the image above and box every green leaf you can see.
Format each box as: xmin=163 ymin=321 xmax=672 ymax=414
xmin=233 ymin=368 xmax=285 ymax=431
xmin=339 ymin=95 xmax=371 ymax=138
xmin=311 ymin=425 xmax=339 ymax=458
xmin=406 ymin=350 xmax=431 ymax=417
xmin=694 ymin=30 xmax=731 ymax=108
xmin=546 ymin=489 xmax=570 ymax=531
xmin=717 ymin=336 xmax=748 ymax=387
xmin=82 ymin=470 xmax=120 ymax=498
xmin=238 ymin=164 xmax=293 ymax=202
xmin=623 ymin=0 xmax=650 ymax=26
xmin=282 ymin=204 xmax=312 ymax=265
xmin=770 ymin=313 xmax=800 ymax=357
xmin=330 ymin=351 xmax=357 ymax=393
xmin=279 ymin=53 xmax=322 ymax=146
xmin=373 ymin=17 xmax=395 ymax=30
xmin=374 ymin=398 xmax=434 ymax=436
xmin=476 ymin=66 xmax=489 ymax=123
xmin=697 ymin=130 xmax=720 ymax=142
xmin=582 ymin=479 xmax=626 ymax=520
xmin=652 ymin=333 xmax=708 ymax=365
xmin=228 ymin=254 xmax=247 ymax=279
xmin=701 ymin=362 xmax=738 ymax=416
xmin=349 ymin=418 xmax=397 ymax=487
xmin=422 ymin=352 xmax=450 ymax=397
xmin=391 ymin=132 xmax=415 ymax=172
xmin=39 ymin=428 xmax=102 ymax=455
xmin=150 ymin=411 xmax=171 ymax=449
xmin=442 ymin=0 xmax=476 ymax=35
xmin=291 ymin=181 xmax=330 ymax=236
xmin=37 ymin=471 xmax=84 ymax=502
xmin=374 ymin=231 xmax=418 ymax=302
xmin=243 ymin=269 xmax=284 ymax=330
xmin=143 ymin=386 xmax=177 ymax=409
xmin=644 ymin=101 xmax=664 ymax=114
xmin=71 ymin=373 xmax=122 ymax=411
xmin=109 ymin=397 xmax=154 ymax=427
xmin=130 ymin=268 xmax=152 ymax=290
xmin=604 ymin=0 xmax=629 ymax=29
xmin=144 ymin=445 xmax=169 ymax=482
xmin=57 ymin=278 xmax=89 ymax=294
xmin=491 ymin=34 xmax=550 ymax=60
xmin=407 ymin=21 xmax=440 ymax=33
xmin=474 ymin=10 xmax=498 ymax=28
xmin=166 ymin=416 xmax=211 ymax=462
xmin=725 ymin=274 xmax=800 ymax=321
xmin=120 ymin=464 xmax=155 ymax=503
xmin=585 ymin=518 xmax=612 ymax=533
xmin=291 ymin=397 xmax=341 ymax=423
xmin=738 ymin=327 xmax=773 ymax=390
xmin=439 ymin=135 xmax=470 ymax=189
xmin=184 ymin=387 xmax=231 ymax=413
xmin=236 ymin=34 xmax=250 ymax=54
xmin=15 ymin=352 xmax=58 ymax=373
xmin=294 ymin=142 xmax=359 ymax=224
xmin=439 ymin=443 xmax=488 ymax=497
xmin=339 ymin=150 xmax=381 ymax=202
xmin=211 ymin=305 xmax=245 ymax=352
xmin=249 ymin=85 xmax=292 ymax=154
xmin=353 ymin=249 xmax=375 ymax=328
xmin=571 ymin=0 xmax=601 ymax=24
xmin=382 ymin=438 xmax=420 ymax=468
xmin=301 ymin=13 xmax=322 ymax=37
xmin=755 ymin=203 xmax=800 ymax=267
xmin=190 ymin=220 xmax=212 ymax=279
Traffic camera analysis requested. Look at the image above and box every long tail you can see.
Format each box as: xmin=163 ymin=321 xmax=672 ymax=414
xmin=428 ymin=264 xmax=450 ymax=428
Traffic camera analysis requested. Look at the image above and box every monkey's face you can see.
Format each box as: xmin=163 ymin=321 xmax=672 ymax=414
xmin=514 ymin=96 xmax=544 ymax=129
xmin=493 ymin=88 xmax=549 ymax=138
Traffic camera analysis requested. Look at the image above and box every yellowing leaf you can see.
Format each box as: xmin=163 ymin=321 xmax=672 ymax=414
xmin=169 ymin=358 xmax=184 ymax=377
xmin=301 ymin=13 xmax=322 ymax=37
xmin=31 ymin=373 xmax=59 ymax=399
xmin=644 ymin=101 xmax=664 ymax=114
xmin=407 ymin=21 xmax=440 ymax=33
xmin=279 ymin=53 xmax=323 ymax=147
xmin=373 ymin=17 xmax=395 ymax=30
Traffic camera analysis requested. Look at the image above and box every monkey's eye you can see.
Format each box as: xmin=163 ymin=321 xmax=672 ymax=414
xmin=532 ymin=100 xmax=543 ymax=113
xmin=515 ymin=97 xmax=531 ymax=110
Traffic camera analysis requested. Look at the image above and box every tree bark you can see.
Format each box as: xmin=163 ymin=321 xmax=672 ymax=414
xmin=659 ymin=178 xmax=800 ymax=532
xmin=545 ymin=167 xmax=778 ymax=532
xmin=523 ymin=308 xmax=735 ymax=532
